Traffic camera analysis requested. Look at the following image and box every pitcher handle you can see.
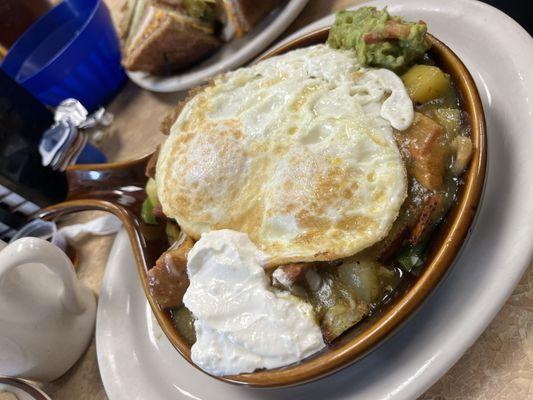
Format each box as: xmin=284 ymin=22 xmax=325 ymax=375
xmin=0 ymin=238 xmax=87 ymax=315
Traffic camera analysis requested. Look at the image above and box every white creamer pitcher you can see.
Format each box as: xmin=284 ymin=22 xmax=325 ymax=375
xmin=0 ymin=237 xmax=96 ymax=381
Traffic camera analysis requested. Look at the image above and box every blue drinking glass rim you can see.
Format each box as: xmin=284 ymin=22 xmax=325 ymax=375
xmin=1 ymin=0 xmax=102 ymax=84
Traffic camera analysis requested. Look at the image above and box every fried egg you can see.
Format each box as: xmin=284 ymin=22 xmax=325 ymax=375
xmin=157 ymin=45 xmax=412 ymax=266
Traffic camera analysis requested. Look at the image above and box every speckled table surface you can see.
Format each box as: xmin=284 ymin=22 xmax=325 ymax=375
xmin=37 ymin=1 xmax=533 ymax=399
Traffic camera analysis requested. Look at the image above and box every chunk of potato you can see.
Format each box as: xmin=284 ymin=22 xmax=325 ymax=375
xmin=321 ymin=300 xmax=369 ymax=343
xmin=451 ymin=135 xmax=473 ymax=175
xmin=145 ymin=177 xmax=160 ymax=207
xmin=337 ymin=259 xmax=381 ymax=303
xmin=402 ymin=65 xmax=451 ymax=103
xmin=306 ymin=270 xmax=369 ymax=342
xmin=433 ymin=108 xmax=461 ymax=140
xmin=165 ymin=221 xmax=181 ymax=244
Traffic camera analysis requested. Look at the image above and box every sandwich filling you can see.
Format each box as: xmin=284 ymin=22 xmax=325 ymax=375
xmin=121 ymin=0 xmax=220 ymax=74
xmin=119 ymin=0 xmax=285 ymax=73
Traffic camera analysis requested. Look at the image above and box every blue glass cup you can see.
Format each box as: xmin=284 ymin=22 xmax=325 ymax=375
xmin=1 ymin=0 xmax=126 ymax=112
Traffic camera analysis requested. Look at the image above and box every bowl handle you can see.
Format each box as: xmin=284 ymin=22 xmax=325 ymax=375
xmin=37 ymin=153 xmax=155 ymax=273
xmin=63 ymin=153 xmax=152 ymax=202
xmin=38 ymin=198 xmax=150 ymax=274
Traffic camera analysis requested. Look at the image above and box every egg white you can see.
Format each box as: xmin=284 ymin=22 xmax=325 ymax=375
xmin=157 ymin=45 xmax=412 ymax=266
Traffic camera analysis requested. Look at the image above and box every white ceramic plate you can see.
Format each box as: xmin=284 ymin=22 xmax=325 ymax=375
xmin=97 ymin=1 xmax=533 ymax=398
xmin=126 ymin=0 xmax=309 ymax=92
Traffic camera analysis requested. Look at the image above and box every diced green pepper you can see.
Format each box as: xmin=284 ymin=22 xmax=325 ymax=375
xmin=397 ymin=244 xmax=426 ymax=273
xmin=141 ymin=198 xmax=157 ymax=225
xmin=171 ymin=306 xmax=196 ymax=345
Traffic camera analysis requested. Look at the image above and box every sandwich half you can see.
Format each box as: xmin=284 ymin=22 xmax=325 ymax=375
xmin=120 ymin=0 xmax=221 ymax=74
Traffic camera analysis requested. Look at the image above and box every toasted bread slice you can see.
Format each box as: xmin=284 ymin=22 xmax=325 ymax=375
xmin=220 ymin=0 xmax=285 ymax=38
xmin=121 ymin=1 xmax=220 ymax=74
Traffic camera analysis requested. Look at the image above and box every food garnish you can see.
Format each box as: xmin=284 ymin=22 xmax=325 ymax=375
xmin=328 ymin=7 xmax=430 ymax=72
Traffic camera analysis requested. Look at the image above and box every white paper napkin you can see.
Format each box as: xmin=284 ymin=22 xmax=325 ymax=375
xmin=52 ymin=214 xmax=122 ymax=250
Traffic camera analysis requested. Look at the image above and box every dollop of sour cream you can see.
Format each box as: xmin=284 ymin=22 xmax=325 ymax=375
xmin=369 ymin=68 xmax=414 ymax=131
xmin=183 ymin=230 xmax=325 ymax=376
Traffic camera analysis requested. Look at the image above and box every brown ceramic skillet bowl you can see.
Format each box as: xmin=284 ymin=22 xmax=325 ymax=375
xmin=39 ymin=27 xmax=487 ymax=388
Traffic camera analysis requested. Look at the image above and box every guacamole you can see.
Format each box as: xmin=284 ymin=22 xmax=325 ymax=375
xmin=328 ymin=7 xmax=430 ymax=72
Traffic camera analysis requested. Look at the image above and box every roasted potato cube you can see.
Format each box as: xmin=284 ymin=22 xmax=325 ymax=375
xmin=451 ymin=135 xmax=473 ymax=175
xmin=338 ymin=260 xmax=381 ymax=303
xmin=321 ymin=300 xmax=369 ymax=343
xmin=165 ymin=221 xmax=181 ymax=244
xmin=145 ymin=177 xmax=160 ymax=208
xmin=402 ymin=65 xmax=451 ymax=103
xmin=433 ymin=108 xmax=462 ymax=140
